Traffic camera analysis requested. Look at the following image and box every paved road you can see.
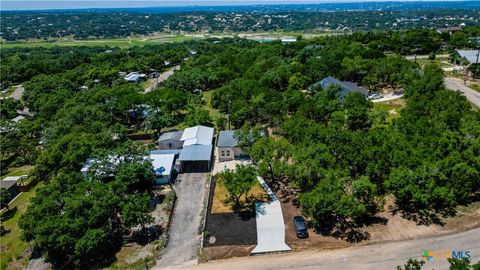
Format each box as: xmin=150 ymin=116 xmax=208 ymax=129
xmin=178 ymin=227 xmax=480 ymax=270
xmin=145 ymin=65 xmax=181 ymax=93
xmin=155 ymin=173 xmax=209 ymax=269
xmin=444 ymin=77 xmax=480 ymax=107
xmin=405 ymin=54 xmax=449 ymax=60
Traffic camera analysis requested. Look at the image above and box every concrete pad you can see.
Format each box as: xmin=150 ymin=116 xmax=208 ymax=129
xmin=251 ymin=176 xmax=291 ymax=254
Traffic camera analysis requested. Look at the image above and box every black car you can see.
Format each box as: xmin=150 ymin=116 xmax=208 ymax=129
xmin=294 ymin=216 xmax=309 ymax=238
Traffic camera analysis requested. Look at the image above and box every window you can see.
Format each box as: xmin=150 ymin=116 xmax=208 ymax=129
xmin=168 ymin=143 xmax=173 ymax=149
xmin=226 ymin=150 xmax=230 ymax=156
xmin=221 ymin=151 xmax=225 ymax=157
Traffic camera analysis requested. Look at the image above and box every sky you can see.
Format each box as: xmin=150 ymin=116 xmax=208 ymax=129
xmin=0 ymin=0 xmax=470 ymax=11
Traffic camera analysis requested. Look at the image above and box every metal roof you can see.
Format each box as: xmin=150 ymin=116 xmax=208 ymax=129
xmin=178 ymin=145 xmax=212 ymax=161
xmin=313 ymin=76 xmax=369 ymax=97
xmin=158 ymin=130 xmax=183 ymax=142
xmin=1 ymin=176 xmax=21 ymax=189
xmin=217 ymin=130 xmax=239 ymax=147
xmin=181 ymin=125 xmax=214 ymax=146
xmin=150 ymin=149 xmax=181 ymax=156
xmin=456 ymin=50 xmax=480 ymax=64
xmin=149 ymin=153 xmax=175 ymax=176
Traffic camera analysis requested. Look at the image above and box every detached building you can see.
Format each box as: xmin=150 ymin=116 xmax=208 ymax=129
xmin=1 ymin=176 xmax=21 ymax=200
xmin=157 ymin=130 xmax=183 ymax=150
xmin=217 ymin=130 xmax=244 ymax=162
xmin=178 ymin=125 xmax=214 ymax=172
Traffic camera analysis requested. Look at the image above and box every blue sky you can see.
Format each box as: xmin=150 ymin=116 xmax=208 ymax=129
xmin=0 ymin=0 xmax=470 ymax=11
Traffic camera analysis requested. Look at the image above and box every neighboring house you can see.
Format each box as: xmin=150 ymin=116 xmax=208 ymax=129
xmin=81 ymin=152 xmax=177 ymax=185
xmin=1 ymin=176 xmax=21 ymax=199
xmin=217 ymin=130 xmax=244 ymax=162
xmin=124 ymin=72 xmax=147 ymax=83
xmin=310 ymin=76 xmax=369 ymax=100
xmin=150 ymin=152 xmax=176 ymax=185
xmin=157 ymin=130 xmax=184 ymax=150
xmin=178 ymin=125 xmax=214 ymax=172
xmin=454 ymin=49 xmax=480 ymax=65
xmin=11 ymin=115 xmax=25 ymax=123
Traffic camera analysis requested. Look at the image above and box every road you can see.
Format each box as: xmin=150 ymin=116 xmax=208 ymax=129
xmin=155 ymin=173 xmax=208 ymax=268
xmin=144 ymin=65 xmax=181 ymax=93
xmin=174 ymin=227 xmax=480 ymax=270
xmin=444 ymin=77 xmax=480 ymax=107
xmin=405 ymin=54 xmax=449 ymax=60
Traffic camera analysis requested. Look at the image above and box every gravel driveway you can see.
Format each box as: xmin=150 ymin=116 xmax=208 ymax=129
xmin=155 ymin=173 xmax=209 ymax=269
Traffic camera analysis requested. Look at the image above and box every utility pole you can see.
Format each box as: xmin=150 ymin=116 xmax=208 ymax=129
xmin=475 ymin=49 xmax=480 ymax=81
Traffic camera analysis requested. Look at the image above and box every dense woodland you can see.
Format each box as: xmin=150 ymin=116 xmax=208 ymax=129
xmin=1 ymin=8 xmax=479 ymax=41
xmin=0 ymin=28 xmax=479 ymax=268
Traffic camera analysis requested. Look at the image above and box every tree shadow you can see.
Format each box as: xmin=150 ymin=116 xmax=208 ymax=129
xmin=0 ymin=206 xmax=17 ymax=222
xmin=314 ymin=216 xmax=388 ymax=243
xmin=390 ymin=206 xmax=448 ymax=226
xmin=130 ymin=225 xmax=163 ymax=246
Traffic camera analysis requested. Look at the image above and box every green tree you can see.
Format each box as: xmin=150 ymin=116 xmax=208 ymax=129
xmin=0 ymin=187 xmax=10 ymax=210
xmin=218 ymin=165 xmax=257 ymax=209
xmin=397 ymin=259 xmax=425 ymax=270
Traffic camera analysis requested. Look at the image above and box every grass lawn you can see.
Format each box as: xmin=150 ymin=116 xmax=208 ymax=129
xmin=212 ymin=181 xmax=269 ymax=214
xmin=105 ymin=240 xmax=164 ymax=270
xmin=1 ymin=165 xmax=34 ymax=177
xmin=0 ymin=183 xmax=42 ymax=270
xmin=202 ymin=91 xmax=225 ymax=129
xmin=0 ymin=35 xmax=195 ymax=49
xmin=372 ymin=98 xmax=406 ymax=124
xmin=469 ymin=83 xmax=480 ymax=93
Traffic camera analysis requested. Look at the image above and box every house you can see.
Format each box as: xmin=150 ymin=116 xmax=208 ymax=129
xmin=157 ymin=130 xmax=183 ymax=150
xmin=178 ymin=125 xmax=214 ymax=172
xmin=1 ymin=176 xmax=21 ymax=200
xmin=11 ymin=115 xmax=25 ymax=123
xmin=124 ymin=72 xmax=147 ymax=83
xmin=150 ymin=152 xmax=176 ymax=185
xmin=310 ymin=76 xmax=369 ymax=100
xmin=454 ymin=49 xmax=479 ymax=65
xmin=217 ymin=130 xmax=244 ymax=162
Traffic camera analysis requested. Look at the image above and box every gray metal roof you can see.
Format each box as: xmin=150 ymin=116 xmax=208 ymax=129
xmin=158 ymin=130 xmax=183 ymax=142
xmin=217 ymin=130 xmax=239 ymax=147
xmin=313 ymin=76 xmax=369 ymax=97
xmin=178 ymin=145 xmax=212 ymax=161
xmin=456 ymin=50 xmax=480 ymax=64
xmin=150 ymin=149 xmax=181 ymax=156
xmin=1 ymin=179 xmax=19 ymax=190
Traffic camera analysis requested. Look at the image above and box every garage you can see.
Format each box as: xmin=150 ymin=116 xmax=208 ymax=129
xmin=178 ymin=144 xmax=213 ymax=173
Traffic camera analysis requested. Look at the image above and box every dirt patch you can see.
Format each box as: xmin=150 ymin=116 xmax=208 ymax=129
xmin=278 ymin=191 xmax=351 ymax=252
xmin=202 ymin=245 xmax=255 ymax=261
xmin=280 ymin=192 xmax=480 ymax=250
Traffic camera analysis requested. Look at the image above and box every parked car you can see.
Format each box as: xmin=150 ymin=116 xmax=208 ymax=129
xmin=294 ymin=216 xmax=309 ymax=238
xmin=393 ymin=89 xmax=404 ymax=96
xmin=368 ymin=93 xmax=384 ymax=100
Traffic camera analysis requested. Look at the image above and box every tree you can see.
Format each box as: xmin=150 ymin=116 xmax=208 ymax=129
xmin=447 ymin=258 xmax=480 ymax=270
xmin=397 ymin=259 xmax=425 ymax=270
xmin=0 ymin=187 xmax=10 ymax=210
xmin=217 ymin=165 xmax=257 ymax=209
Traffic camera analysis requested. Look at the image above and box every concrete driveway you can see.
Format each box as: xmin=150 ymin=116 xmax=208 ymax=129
xmin=155 ymin=173 xmax=209 ymax=269
xmin=444 ymin=77 xmax=480 ymax=107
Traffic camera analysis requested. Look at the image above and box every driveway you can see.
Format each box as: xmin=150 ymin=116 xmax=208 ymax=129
xmin=444 ymin=77 xmax=480 ymax=107
xmin=371 ymin=93 xmax=404 ymax=103
xmin=155 ymin=173 xmax=209 ymax=269
xmin=251 ymin=176 xmax=290 ymax=254
xmin=183 ymin=227 xmax=480 ymax=270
